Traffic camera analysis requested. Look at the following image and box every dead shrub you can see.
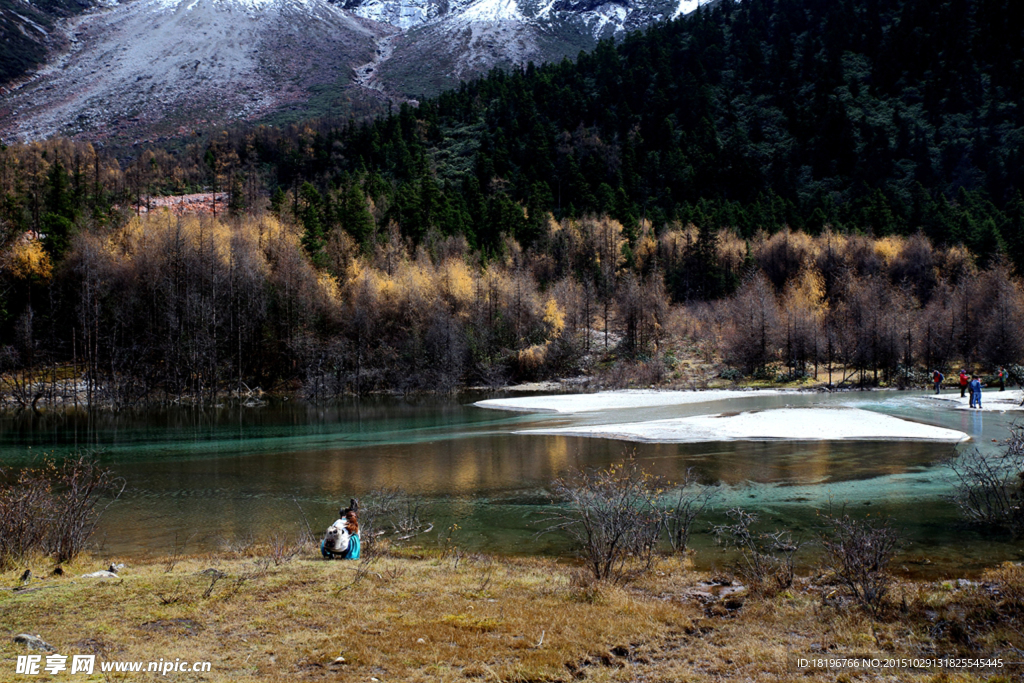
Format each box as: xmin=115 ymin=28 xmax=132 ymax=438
xmin=543 ymin=457 xmax=664 ymax=584
xmin=358 ymin=487 xmax=432 ymax=556
xmin=266 ymin=532 xmax=302 ymax=566
xmin=819 ymin=510 xmax=902 ymax=617
xmin=0 ymin=455 xmax=123 ymax=568
xmin=712 ymin=508 xmax=799 ymax=595
xmin=662 ymin=468 xmax=716 ymax=553
xmin=948 ymin=424 xmax=1024 ymax=538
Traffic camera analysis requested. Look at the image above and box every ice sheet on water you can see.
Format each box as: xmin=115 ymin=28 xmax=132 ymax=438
xmin=928 ymin=389 xmax=1024 ymax=413
xmin=517 ymin=407 xmax=969 ymax=443
xmin=475 ymin=389 xmax=788 ymax=414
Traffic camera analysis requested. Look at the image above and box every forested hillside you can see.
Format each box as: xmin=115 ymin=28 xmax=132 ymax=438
xmin=1 ymin=0 xmax=1023 ymax=403
xmin=4 ymin=0 xmax=1022 ymax=272
xmin=240 ymin=0 xmax=1024 ymax=287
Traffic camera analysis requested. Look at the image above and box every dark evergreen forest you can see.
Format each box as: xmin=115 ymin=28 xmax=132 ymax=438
xmin=236 ymin=0 xmax=1024 ymax=287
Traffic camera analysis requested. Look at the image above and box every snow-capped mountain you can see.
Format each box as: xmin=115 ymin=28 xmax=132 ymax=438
xmin=371 ymin=0 xmax=701 ymax=96
xmin=346 ymin=0 xmax=702 ymax=37
xmin=0 ymin=0 xmax=707 ymax=142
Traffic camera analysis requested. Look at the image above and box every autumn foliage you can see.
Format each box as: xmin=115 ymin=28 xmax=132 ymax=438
xmin=2 ymin=159 xmax=1023 ymax=401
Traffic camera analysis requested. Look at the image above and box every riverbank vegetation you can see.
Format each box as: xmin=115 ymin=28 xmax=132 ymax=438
xmin=0 ymin=456 xmax=122 ymax=569
xmin=3 ymin=544 xmax=1023 ymax=681
xmin=2 ymin=205 xmax=1023 ymax=406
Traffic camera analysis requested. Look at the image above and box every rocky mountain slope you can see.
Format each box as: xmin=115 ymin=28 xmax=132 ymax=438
xmin=0 ymin=0 xmax=95 ymax=85
xmin=0 ymin=0 xmax=704 ymax=142
xmin=0 ymin=0 xmax=388 ymax=142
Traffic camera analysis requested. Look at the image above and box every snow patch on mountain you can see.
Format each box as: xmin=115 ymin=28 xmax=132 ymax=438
xmin=584 ymin=4 xmax=629 ymax=37
xmin=152 ymin=0 xmax=306 ymax=11
xmin=533 ymin=0 xmax=556 ymax=19
xmin=1 ymin=0 xmax=710 ymax=141
xmin=459 ymin=0 xmax=524 ymax=22
xmin=0 ymin=0 xmax=383 ymax=141
xmin=672 ymin=0 xmax=700 ymax=20
xmin=349 ymin=0 xmax=437 ymax=29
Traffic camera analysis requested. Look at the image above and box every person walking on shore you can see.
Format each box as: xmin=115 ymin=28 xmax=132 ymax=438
xmin=960 ymin=369 xmax=968 ymax=398
xmin=933 ymin=369 xmax=944 ymax=394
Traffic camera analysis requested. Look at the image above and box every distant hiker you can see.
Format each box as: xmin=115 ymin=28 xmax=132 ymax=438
xmin=969 ymin=376 xmax=983 ymax=409
xmin=959 ymin=369 xmax=968 ymax=398
xmin=998 ymin=366 xmax=1006 ymax=391
xmin=932 ymin=369 xmax=944 ymax=394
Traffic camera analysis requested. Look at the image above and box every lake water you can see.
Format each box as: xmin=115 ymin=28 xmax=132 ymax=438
xmin=1 ymin=390 xmax=1021 ymax=576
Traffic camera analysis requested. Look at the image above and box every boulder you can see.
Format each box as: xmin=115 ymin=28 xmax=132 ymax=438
xmin=13 ymin=634 xmax=55 ymax=652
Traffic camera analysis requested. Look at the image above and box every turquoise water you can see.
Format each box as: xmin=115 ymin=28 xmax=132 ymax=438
xmin=0 ymin=390 xmax=1020 ymax=575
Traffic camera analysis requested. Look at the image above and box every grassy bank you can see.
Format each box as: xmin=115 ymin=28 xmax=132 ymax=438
xmin=3 ymin=544 xmax=1022 ymax=682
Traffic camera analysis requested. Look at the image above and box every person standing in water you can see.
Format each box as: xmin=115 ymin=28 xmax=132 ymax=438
xmin=969 ymin=375 xmax=983 ymax=409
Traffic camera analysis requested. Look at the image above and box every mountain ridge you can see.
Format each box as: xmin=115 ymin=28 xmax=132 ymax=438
xmin=0 ymin=0 xmax=705 ymax=143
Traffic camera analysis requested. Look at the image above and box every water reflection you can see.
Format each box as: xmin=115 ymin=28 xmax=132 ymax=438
xmin=1 ymin=391 xmax=1022 ymax=574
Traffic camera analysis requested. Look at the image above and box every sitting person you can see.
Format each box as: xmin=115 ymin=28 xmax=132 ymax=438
xmin=321 ymin=499 xmax=361 ymax=560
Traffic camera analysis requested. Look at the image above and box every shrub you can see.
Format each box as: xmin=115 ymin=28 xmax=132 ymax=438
xmin=713 ymin=508 xmax=799 ymax=595
xmin=0 ymin=455 xmax=123 ymax=568
xmin=775 ymin=369 xmax=807 ymax=383
xmin=511 ymin=344 xmax=548 ymax=381
xmin=357 ymin=487 xmax=432 ymax=556
xmin=948 ymin=424 xmax=1024 ymax=538
xmin=544 ymin=458 xmax=664 ymax=583
xmin=719 ymin=367 xmax=743 ymax=382
xmin=820 ymin=510 xmax=901 ymax=616
xmin=662 ymin=468 xmax=716 ymax=553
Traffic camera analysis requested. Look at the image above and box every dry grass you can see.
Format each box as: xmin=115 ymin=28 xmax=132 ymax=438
xmin=2 ymin=548 xmax=1022 ymax=682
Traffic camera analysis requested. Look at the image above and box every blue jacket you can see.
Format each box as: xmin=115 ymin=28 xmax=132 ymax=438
xmin=344 ymin=534 xmax=360 ymax=560
xmin=969 ymin=379 xmax=981 ymax=394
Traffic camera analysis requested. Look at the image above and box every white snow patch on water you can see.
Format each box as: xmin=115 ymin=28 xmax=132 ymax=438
xmin=475 ymin=389 xmax=788 ymax=414
xmin=518 ymin=407 xmax=970 ymax=443
xmin=929 ymin=390 xmax=1024 ymax=413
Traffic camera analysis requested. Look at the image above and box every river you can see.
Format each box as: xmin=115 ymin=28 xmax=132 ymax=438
xmin=1 ymin=389 xmax=1020 ymax=575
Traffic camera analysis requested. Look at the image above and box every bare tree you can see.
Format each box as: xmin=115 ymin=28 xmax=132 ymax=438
xmin=723 ymin=272 xmax=780 ymax=374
